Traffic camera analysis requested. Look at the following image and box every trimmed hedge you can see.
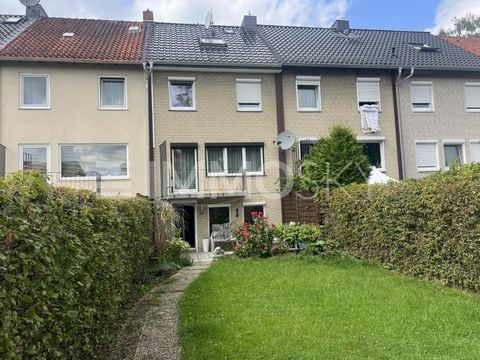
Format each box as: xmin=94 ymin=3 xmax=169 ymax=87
xmin=0 ymin=172 xmax=153 ymax=359
xmin=325 ymin=165 xmax=480 ymax=293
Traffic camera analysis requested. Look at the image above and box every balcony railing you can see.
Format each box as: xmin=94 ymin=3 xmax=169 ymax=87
xmin=48 ymin=172 xmax=102 ymax=194
xmin=163 ymin=167 xmax=247 ymax=199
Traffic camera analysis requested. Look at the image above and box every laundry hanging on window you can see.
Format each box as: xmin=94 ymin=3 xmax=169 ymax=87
xmin=360 ymin=105 xmax=380 ymax=133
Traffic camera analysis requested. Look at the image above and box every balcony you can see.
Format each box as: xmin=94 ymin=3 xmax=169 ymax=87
xmin=161 ymin=167 xmax=247 ymax=200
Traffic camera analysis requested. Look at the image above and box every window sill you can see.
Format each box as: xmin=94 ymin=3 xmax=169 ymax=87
xmin=99 ymin=107 xmax=128 ymax=111
xmin=297 ymin=109 xmax=322 ymax=112
xmin=412 ymin=109 xmax=434 ymax=113
xmin=417 ymin=168 xmax=439 ymax=173
xmin=20 ymin=106 xmax=51 ymax=110
xmin=169 ymin=108 xmax=197 ymax=112
xmin=466 ymin=109 xmax=480 ymax=113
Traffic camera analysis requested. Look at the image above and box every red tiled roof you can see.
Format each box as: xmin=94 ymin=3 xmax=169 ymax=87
xmin=441 ymin=36 xmax=480 ymax=57
xmin=0 ymin=17 xmax=146 ymax=63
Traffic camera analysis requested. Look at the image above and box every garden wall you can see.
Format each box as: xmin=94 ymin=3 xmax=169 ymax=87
xmin=0 ymin=172 xmax=153 ymax=359
xmin=326 ymin=167 xmax=480 ymax=293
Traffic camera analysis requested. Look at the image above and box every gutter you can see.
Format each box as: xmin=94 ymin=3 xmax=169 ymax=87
xmin=393 ymin=66 xmax=415 ymax=180
xmin=143 ymin=60 xmax=155 ymax=198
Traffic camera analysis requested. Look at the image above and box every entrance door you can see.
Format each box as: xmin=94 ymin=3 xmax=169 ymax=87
xmin=209 ymin=206 xmax=230 ymax=235
xmin=175 ymin=205 xmax=196 ymax=249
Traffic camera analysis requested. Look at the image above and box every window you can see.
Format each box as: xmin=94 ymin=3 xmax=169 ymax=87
xmin=209 ymin=206 xmax=230 ymax=235
xmin=20 ymin=145 xmax=50 ymax=174
xmin=20 ymin=74 xmax=49 ymax=109
xmin=172 ymin=146 xmax=197 ymax=191
xmin=444 ymin=142 xmax=464 ymax=168
xmin=415 ymin=141 xmax=439 ymax=172
xmin=60 ymin=144 xmax=128 ymax=179
xmin=243 ymin=203 xmax=265 ymax=224
xmin=296 ymin=76 xmax=321 ymax=111
xmin=206 ymin=145 xmax=263 ymax=176
xmin=465 ymin=83 xmax=480 ymax=112
xmin=471 ymin=141 xmax=480 ymax=163
xmin=99 ymin=77 xmax=127 ymax=109
xmin=359 ymin=139 xmax=385 ymax=171
xmin=236 ymin=79 xmax=262 ymax=111
xmin=298 ymin=139 xmax=318 ymax=160
xmin=411 ymin=81 xmax=434 ymax=112
xmin=168 ymin=77 xmax=195 ymax=110
xmin=357 ymin=78 xmax=380 ymax=109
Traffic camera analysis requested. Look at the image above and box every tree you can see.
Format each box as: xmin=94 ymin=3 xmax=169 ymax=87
xmin=300 ymin=125 xmax=372 ymax=192
xmin=438 ymin=12 xmax=480 ymax=37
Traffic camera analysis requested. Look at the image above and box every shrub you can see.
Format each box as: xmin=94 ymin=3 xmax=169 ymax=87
xmin=300 ymin=126 xmax=372 ymax=192
xmin=325 ymin=164 xmax=480 ymax=292
xmin=274 ymin=223 xmax=325 ymax=253
xmin=0 ymin=172 xmax=154 ymax=359
xmin=234 ymin=212 xmax=275 ymax=258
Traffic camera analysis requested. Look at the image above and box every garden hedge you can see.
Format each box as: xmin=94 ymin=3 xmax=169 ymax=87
xmin=325 ymin=165 xmax=480 ymax=293
xmin=0 ymin=172 xmax=153 ymax=359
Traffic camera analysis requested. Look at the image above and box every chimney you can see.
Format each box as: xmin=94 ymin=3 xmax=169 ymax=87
xmin=331 ymin=19 xmax=350 ymax=32
xmin=25 ymin=4 xmax=48 ymax=19
xmin=143 ymin=9 xmax=154 ymax=22
xmin=241 ymin=14 xmax=257 ymax=32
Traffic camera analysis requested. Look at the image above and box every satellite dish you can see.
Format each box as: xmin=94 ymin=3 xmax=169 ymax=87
xmin=205 ymin=10 xmax=213 ymax=29
xmin=20 ymin=0 xmax=40 ymax=6
xmin=276 ymin=131 xmax=296 ymax=151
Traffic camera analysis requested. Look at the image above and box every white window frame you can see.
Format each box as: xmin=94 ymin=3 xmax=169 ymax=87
xmin=296 ymin=76 xmax=321 ymax=111
xmin=207 ymin=204 xmax=231 ymax=237
xmin=470 ymin=140 xmax=480 ymax=163
xmin=243 ymin=202 xmax=267 ymax=218
xmin=19 ymin=144 xmax=51 ymax=173
xmin=443 ymin=139 xmax=466 ymax=169
xmin=171 ymin=147 xmax=198 ymax=193
xmin=357 ymin=136 xmax=386 ymax=172
xmin=356 ymin=77 xmax=381 ymax=111
xmin=465 ymin=82 xmax=480 ymax=112
xmin=98 ymin=76 xmax=128 ymax=110
xmin=411 ymin=81 xmax=434 ymax=112
xmin=59 ymin=143 xmax=129 ymax=181
xmin=168 ymin=77 xmax=196 ymax=111
xmin=206 ymin=145 xmax=264 ymax=177
xmin=415 ymin=140 xmax=439 ymax=172
xmin=20 ymin=73 xmax=50 ymax=109
xmin=236 ymin=79 xmax=262 ymax=112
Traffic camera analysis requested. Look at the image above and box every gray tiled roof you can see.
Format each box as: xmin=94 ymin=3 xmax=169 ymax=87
xmin=0 ymin=15 xmax=32 ymax=49
xmin=146 ymin=22 xmax=280 ymax=67
xmin=258 ymin=25 xmax=480 ymax=71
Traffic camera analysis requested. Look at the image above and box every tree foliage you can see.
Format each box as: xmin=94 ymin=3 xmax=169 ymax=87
xmin=300 ymin=125 xmax=372 ymax=192
xmin=438 ymin=12 xmax=480 ymax=37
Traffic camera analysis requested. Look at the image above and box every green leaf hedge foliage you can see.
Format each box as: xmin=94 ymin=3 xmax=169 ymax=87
xmin=325 ymin=164 xmax=480 ymax=292
xmin=0 ymin=172 xmax=153 ymax=359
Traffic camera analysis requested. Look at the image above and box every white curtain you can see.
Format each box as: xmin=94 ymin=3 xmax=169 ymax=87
xmin=246 ymin=147 xmax=262 ymax=173
xmin=444 ymin=145 xmax=462 ymax=167
xmin=23 ymin=76 xmax=47 ymax=106
xmin=173 ymin=148 xmax=196 ymax=190
xmin=101 ymin=78 xmax=125 ymax=107
xmin=207 ymin=148 xmax=224 ymax=174
xmin=227 ymin=147 xmax=243 ymax=174
xmin=297 ymin=85 xmax=317 ymax=108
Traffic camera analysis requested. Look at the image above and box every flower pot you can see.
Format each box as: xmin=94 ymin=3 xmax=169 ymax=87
xmin=202 ymin=238 xmax=210 ymax=253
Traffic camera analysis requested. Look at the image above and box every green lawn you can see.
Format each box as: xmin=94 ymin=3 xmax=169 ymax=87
xmin=180 ymin=256 xmax=480 ymax=360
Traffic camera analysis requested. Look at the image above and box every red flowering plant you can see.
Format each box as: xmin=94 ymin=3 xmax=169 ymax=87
xmin=234 ymin=212 xmax=275 ymax=258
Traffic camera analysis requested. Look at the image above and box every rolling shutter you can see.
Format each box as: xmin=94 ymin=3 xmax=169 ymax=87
xmin=465 ymin=83 xmax=480 ymax=110
xmin=357 ymin=79 xmax=380 ymax=103
xmin=471 ymin=142 xmax=480 ymax=163
xmin=411 ymin=82 xmax=432 ymax=104
xmin=416 ymin=143 xmax=438 ymax=169
xmin=236 ymin=80 xmax=261 ymax=105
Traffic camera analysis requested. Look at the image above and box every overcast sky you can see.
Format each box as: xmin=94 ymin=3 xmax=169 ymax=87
xmin=1 ymin=0 xmax=479 ymax=33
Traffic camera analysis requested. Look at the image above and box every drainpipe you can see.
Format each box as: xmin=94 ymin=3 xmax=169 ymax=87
xmin=143 ymin=61 xmax=155 ymax=198
xmin=393 ymin=66 xmax=414 ymax=180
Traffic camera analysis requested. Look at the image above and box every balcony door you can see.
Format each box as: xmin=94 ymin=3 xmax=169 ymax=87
xmin=172 ymin=147 xmax=197 ymax=192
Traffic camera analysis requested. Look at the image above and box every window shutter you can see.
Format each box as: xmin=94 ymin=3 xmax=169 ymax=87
xmin=471 ymin=142 xmax=480 ymax=163
xmin=465 ymin=83 xmax=480 ymax=109
xmin=416 ymin=143 xmax=437 ymax=169
xmin=236 ymin=81 xmax=261 ymax=104
xmin=357 ymin=79 xmax=380 ymax=103
xmin=411 ymin=83 xmax=432 ymax=104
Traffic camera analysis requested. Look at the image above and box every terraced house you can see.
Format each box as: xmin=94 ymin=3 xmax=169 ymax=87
xmin=0 ymin=3 xmax=151 ymax=196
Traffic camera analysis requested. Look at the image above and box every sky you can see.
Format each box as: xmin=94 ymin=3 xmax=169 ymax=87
xmin=1 ymin=0 xmax=479 ymax=33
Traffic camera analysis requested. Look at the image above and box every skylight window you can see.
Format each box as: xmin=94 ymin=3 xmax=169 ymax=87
xmin=408 ymin=42 xmax=439 ymax=52
xmin=62 ymin=32 xmax=75 ymax=38
xmin=199 ymin=37 xmax=226 ymax=46
xmin=4 ymin=17 xmax=21 ymax=24
xmin=128 ymin=26 xmax=140 ymax=32
xmin=224 ymin=28 xmax=234 ymax=34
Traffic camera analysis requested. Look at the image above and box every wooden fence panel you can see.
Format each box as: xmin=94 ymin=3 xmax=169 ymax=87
xmin=281 ymin=192 xmax=321 ymax=224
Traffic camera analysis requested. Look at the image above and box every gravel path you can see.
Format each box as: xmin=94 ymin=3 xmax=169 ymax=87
xmin=110 ymin=259 xmax=212 ymax=360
